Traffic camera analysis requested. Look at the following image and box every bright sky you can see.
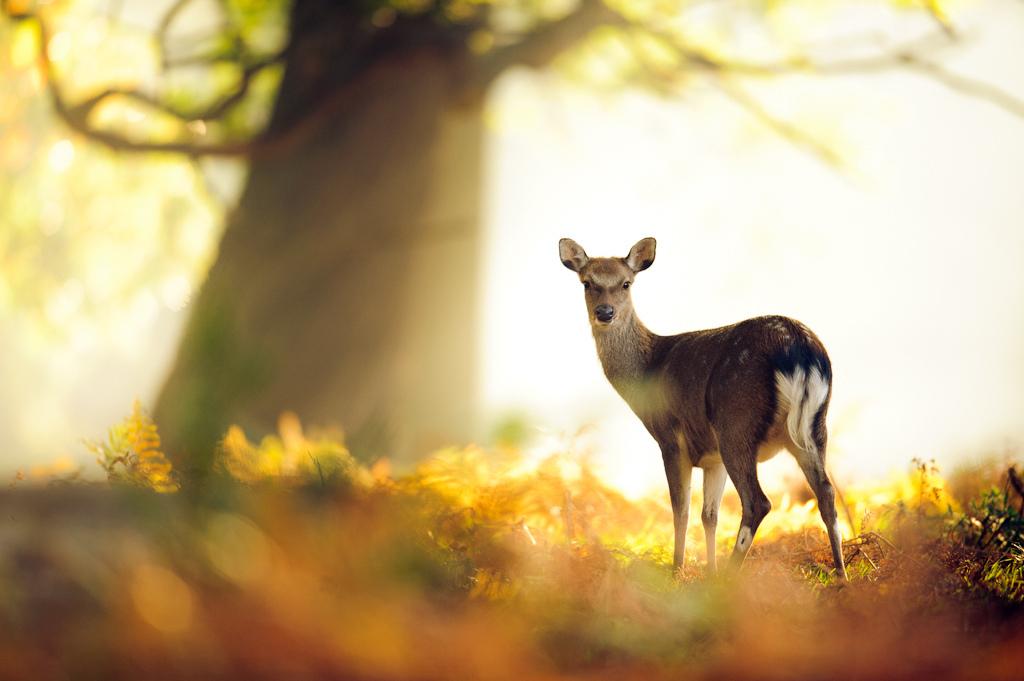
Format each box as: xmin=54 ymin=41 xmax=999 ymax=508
xmin=479 ymin=0 xmax=1024 ymax=498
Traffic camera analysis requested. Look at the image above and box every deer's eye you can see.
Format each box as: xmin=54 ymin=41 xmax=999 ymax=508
xmin=583 ymin=282 xmax=591 ymax=290
xmin=623 ymin=281 xmax=631 ymax=290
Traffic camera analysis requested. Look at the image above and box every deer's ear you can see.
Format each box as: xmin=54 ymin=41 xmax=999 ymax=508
xmin=625 ymin=237 xmax=656 ymax=273
xmin=559 ymin=238 xmax=589 ymax=272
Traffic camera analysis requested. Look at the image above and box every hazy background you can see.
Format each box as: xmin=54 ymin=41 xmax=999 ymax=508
xmin=481 ymin=2 xmax=1024 ymax=495
xmin=2 ymin=0 xmax=1023 ymax=498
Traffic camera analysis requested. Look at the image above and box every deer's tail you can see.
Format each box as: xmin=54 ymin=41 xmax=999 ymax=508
xmin=774 ymin=347 xmax=831 ymax=453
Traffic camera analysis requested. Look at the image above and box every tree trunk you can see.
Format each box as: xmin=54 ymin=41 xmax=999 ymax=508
xmin=155 ymin=44 xmax=483 ymax=476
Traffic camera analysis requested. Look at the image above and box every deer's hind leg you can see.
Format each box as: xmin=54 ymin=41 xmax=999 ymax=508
xmin=787 ymin=429 xmax=848 ymax=580
xmin=718 ymin=435 xmax=771 ymax=568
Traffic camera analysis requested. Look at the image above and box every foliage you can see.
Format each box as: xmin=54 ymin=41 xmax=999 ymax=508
xmin=218 ymin=411 xmax=371 ymax=487
xmin=952 ymin=467 xmax=1024 ymax=602
xmin=86 ymin=399 xmax=179 ymax=492
xmin=0 ymin=0 xmax=980 ymax=368
xmin=4 ymin=0 xmax=1014 ymax=479
xmin=5 ymin=410 xmax=1024 ymax=679
xmin=0 ymin=0 xmax=957 ymax=339
xmin=0 ymin=15 xmax=227 ymax=328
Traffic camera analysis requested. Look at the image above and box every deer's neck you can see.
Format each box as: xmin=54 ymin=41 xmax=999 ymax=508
xmin=593 ymin=314 xmax=657 ymax=385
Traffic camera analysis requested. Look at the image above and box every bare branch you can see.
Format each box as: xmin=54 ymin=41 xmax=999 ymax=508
xmin=897 ymin=55 xmax=1024 ymax=119
xmin=717 ymin=79 xmax=844 ymax=168
xmin=484 ymin=4 xmax=1024 ymax=124
xmin=641 ymin=27 xmax=953 ymax=77
xmin=794 ymin=38 xmax=1024 ymax=119
xmin=646 ymin=26 xmax=1024 ymax=120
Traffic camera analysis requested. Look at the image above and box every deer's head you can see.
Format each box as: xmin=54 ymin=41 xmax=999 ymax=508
xmin=558 ymin=237 xmax=656 ymax=331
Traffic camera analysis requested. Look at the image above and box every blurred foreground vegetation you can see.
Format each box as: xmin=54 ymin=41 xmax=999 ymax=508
xmin=2 ymin=404 xmax=1023 ymax=680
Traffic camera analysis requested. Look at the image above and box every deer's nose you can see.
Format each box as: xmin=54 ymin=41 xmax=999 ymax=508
xmin=594 ymin=304 xmax=614 ymax=323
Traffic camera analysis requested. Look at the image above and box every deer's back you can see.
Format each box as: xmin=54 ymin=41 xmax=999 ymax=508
xmin=653 ymin=315 xmax=831 ymax=465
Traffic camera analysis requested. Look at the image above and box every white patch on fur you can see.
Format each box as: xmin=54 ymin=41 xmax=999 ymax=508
xmin=775 ymin=366 xmax=830 ymax=452
xmin=736 ymin=526 xmax=753 ymax=551
xmin=701 ymin=464 xmax=728 ymax=524
xmin=702 ymin=464 xmax=728 ymax=569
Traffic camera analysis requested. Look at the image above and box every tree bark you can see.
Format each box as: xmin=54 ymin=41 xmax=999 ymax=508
xmin=155 ymin=40 xmax=484 ymax=476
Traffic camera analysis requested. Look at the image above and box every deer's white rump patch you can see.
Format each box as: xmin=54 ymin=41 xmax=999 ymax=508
xmin=775 ymin=367 xmax=830 ymax=452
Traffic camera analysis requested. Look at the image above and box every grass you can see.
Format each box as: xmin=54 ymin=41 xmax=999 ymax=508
xmin=1 ymin=407 xmax=1023 ymax=680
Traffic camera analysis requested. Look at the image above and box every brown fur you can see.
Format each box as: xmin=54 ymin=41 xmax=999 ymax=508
xmin=559 ymin=237 xmax=847 ymax=579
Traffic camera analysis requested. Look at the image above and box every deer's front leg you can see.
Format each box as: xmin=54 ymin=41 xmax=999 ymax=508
xmin=661 ymin=442 xmax=693 ymax=572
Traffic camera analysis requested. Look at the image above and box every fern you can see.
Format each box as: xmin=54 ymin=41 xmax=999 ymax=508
xmin=217 ymin=412 xmax=369 ymax=487
xmin=87 ymin=400 xmax=179 ymax=493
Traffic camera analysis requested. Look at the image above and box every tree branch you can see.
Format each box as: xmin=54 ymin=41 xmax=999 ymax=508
xmin=36 ymin=15 xmax=294 ymax=156
xmin=71 ymin=51 xmax=286 ymax=124
xmin=157 ymin=0 xmax=193 ymax=45
xmin=923 ymin=0 xmax=955 ymax=38
xmin=36 ymin=3 xmax=448 ymax=159
xmin=891 ymin=54 xmax=1024 ymax=119
xmin=474 ymin=0 xmax=627 ymax=86
xmin=627 ymin=24 xmax=1024 ymax=165
xmin=27 ymin=0 xmax=1024 ymax=162
xmin=37 ymin=12 xmax=409 ymax=160
xmin=38 ymin=18 xmax=265 ymax=156
xmin=481 ymin=4 xmax=1024 ymax=123
xmin=645 ymin=27 xmax=1024 ymax=120
xmin=717 ymin=79 xmax=844 ymax=168
xmin=157 ymin=0 xmax=240 ymax=70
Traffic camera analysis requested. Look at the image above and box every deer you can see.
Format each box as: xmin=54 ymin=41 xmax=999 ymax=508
xmin=559 ymin=237 xmax=847 ymax=580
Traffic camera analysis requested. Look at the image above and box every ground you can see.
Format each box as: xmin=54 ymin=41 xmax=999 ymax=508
xmin=1 ymin=407 xmax=1022 ymax=680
